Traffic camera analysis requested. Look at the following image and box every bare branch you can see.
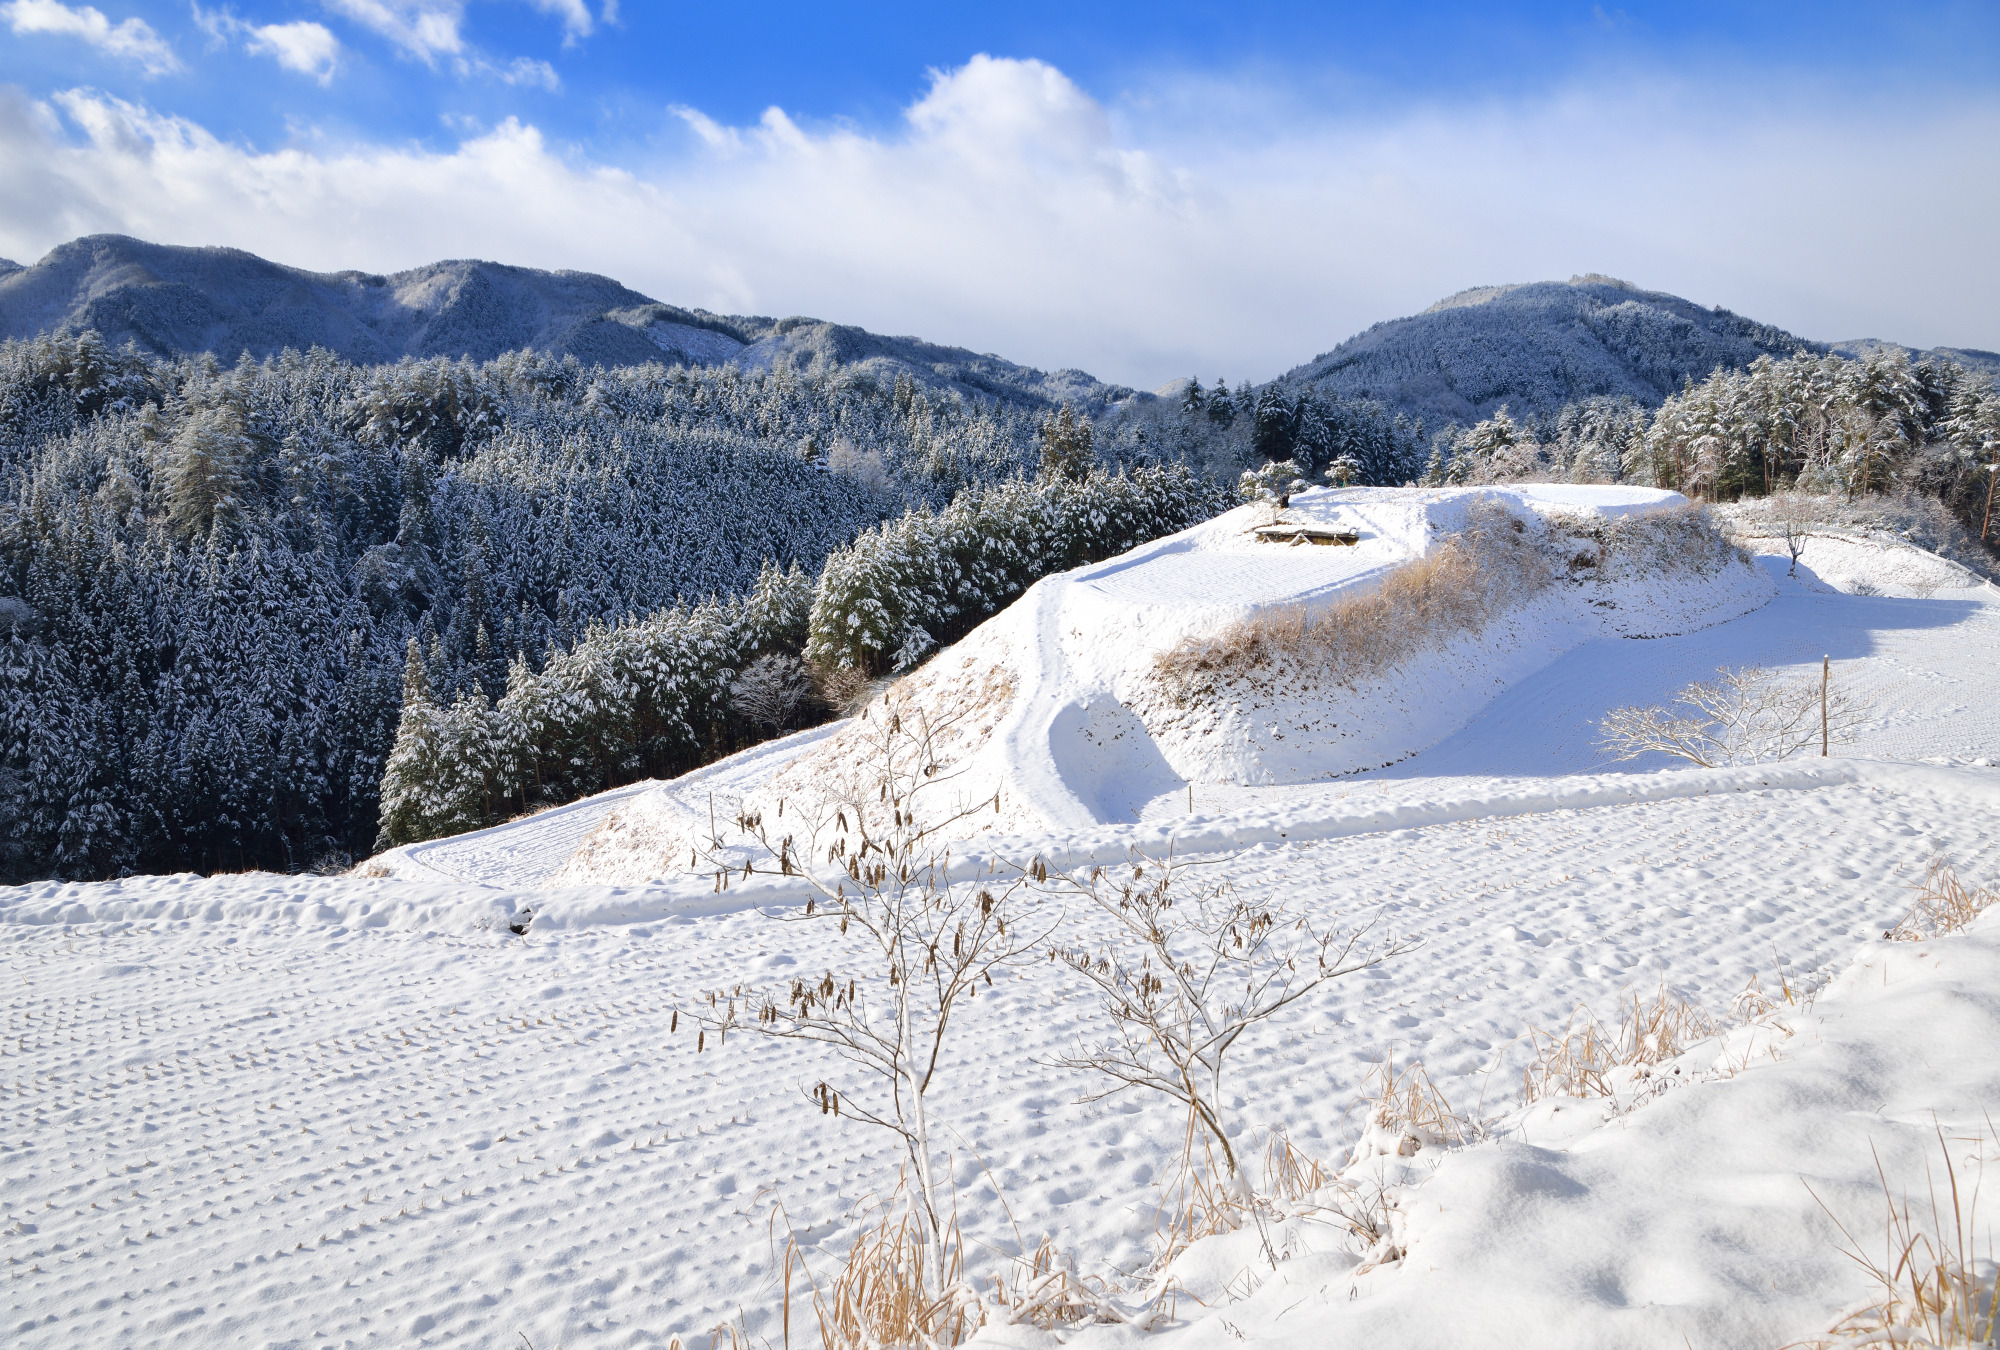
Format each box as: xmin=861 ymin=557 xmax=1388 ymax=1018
xmin=1042 ymin=848 xmax=1415 ymax=1185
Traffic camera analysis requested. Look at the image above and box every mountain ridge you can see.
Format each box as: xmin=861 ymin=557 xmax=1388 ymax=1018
xmin=5 ymin=236 xmax=1992 ymax=430
xmin=0 ymin=235 xmax=1134 ymax=413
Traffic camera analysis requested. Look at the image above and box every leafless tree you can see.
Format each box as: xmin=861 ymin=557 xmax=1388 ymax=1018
xmin=731 ymin=652 xmax=813 ymax=731
xmin=1769 ymin=494 xmax=1818 ymax=578
xmin=1598 ymin=665 xmax=1858 ymax=768
xmin=697 ymin=690 xmax=1053 ymax=1301
xmin=1046 ymin=850 xmax=1413 ymax=1192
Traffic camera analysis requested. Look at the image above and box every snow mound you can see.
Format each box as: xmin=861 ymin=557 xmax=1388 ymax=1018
xmin=1121 ymin=906 xmax=2000 ymax=1349
xmin=557 ymin=486 xmax=1772 ymax=886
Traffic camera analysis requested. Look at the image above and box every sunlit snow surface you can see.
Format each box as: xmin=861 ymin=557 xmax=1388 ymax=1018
xmin=5 ymin=493 xmax=2000 ymax=1349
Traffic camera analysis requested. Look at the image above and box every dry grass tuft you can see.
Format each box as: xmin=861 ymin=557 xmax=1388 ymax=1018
xmin=777 ymin=1176 xmax=1134 ymax=1350
xmin=1890 ymin=858 xmax=1999 ymax=943
xmin=984 ymin=1236 xmax=1132 ymax=1331
xmin=1360 ymin=1052 xmax=1477 ymax=1157
xmin=1521 ymin=982 xmax=1719 ymax=1103
xmin=782 ymin=1190 xmax=979 ymax=1350
xmin=1154 ymin=500 xmax=1550 ymax=702
xmin=1792 ymin=1123 xmax=1999 ymax=1350
xmin=1263 ymin=1128 xmax=1331 ymax=1202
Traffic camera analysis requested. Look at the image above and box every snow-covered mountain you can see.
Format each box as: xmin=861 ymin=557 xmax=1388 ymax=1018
xmin=1830 ymin=334 xmax=2000 ymax=378
xmin=0 ymin=235 xmax=1135 ymax=412
xmin=6 ymin=238 xmax=1992 ymax=431
xmin=1275 ymin=274 xmax=1821 ymax=426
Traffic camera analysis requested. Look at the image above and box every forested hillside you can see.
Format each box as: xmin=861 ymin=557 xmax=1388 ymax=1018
xmin=1415 ymin=349 xmax=2000 ymax=550
xmin=0 ymin=332 xmax=1075 ymax=879
xmin=3 ymin=241 xmax=1995 ymax=882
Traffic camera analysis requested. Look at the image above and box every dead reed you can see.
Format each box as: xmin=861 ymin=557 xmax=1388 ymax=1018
xmin=780 ymin=1186 xmax=979 ymax=1350
xmin=1520 ymin=982 xmax=1719 ymax=1103
xmin=1361 ymin=1052 xmax=1477 ymax=1157
xmin=1792 ymin=1122 xmax=1999 ymax=1349
xmin=1154 ymin=501 xmax=1550 ymax=702
xmin=1889 ymin=858 xmax=1998 ymax=942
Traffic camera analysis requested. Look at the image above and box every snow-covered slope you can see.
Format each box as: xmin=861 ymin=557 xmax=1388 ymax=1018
xmin=8 ymin=480 xmax=1999 ymax=1350
xmin=557 ymin=485 xmax=1771 ymax=885
xmin=1076 ymin=901 xmax=2000 ymax=1349
xmin=7 ymin=761 xmax=1999 ymax=1349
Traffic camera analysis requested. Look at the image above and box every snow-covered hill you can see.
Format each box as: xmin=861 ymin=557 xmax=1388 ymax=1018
xmin=1277 ymin=274 xmax=1819 ymax=425
xmin=548 ymin=486 xmax=1771 ymax=886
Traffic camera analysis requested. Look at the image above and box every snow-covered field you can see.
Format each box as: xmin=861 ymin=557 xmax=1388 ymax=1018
xmin=6 ymin=489 xmax=1999 ymax=1349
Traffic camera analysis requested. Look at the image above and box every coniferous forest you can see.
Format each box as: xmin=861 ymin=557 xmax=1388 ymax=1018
xmin=0 ymin=333 xmax=1235 ymax=878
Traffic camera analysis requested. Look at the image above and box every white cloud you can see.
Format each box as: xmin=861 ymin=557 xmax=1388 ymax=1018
xmin=318 ymin=0 xmax=594 ymax=66
xmin=496 ymin=55 xmax=556 ymax=90
xmin=246 ymin=21 xmax=340 ymax=82
xmin=3 ymin=0 xmax=179 ymax=75
xmin=0 ymin=58 xmax=1996 ymax=386
xmin=526 ymin=0 xmax=588 ymax=42
xmin=322 ymin=0 xmax=461 ymax=64
xmin=193 ymin=8 xmax=341 ymax=83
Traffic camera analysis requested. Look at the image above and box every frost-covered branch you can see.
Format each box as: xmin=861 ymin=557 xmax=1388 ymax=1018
xmin=1598 ymin=665 xmax=1860 ymax=768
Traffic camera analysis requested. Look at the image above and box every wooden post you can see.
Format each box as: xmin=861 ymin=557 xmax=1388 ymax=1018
xmin=1983 ymin=462 xmax=1996 ymax=543
xmin=1821 ymin=655 xmax=1829 ymax=757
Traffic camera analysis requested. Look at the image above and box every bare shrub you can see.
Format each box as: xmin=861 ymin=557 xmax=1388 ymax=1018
xmin=1048 ymin=849 xmax=1411 ymax=1190
xmin=1155 ymin=499 xmax=1550 ymax=702
xmin=699 ymin=692 xmax=1054 ymax=1302
xmin=1792 ymin=1124 xmax=1999 ymax=1350
xmin=1889 ymin=858 xmax=1998 ymax=942
xmin=1521 ymin=983 xmax=1720 ymax=1103
xmin=732 ymin=653 xmax=815 ymax=732
xmin=808 ymin=660 xmax=873 ymax=714
xmin=826 ymin=438 xmax=893 ymax=495
xmin=1598 ymin=664 xmax=1858 ymax=768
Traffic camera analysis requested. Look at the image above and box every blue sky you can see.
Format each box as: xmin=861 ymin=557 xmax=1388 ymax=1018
xmin=3 ymin=1 xmax=1998 ymax=385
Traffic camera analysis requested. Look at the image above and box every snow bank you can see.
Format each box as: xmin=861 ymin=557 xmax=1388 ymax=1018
xmin=1122 ymin=907 xmax=2000 ymax=1349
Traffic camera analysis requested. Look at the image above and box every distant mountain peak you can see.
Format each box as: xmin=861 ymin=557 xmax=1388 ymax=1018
xmin=1829 ymin=337 xmax=2000 ymax=378
xmin=1423 ymin=274 xmax=1646 ymax=316
xmin=1288 ymin=277 xmax=1820 ymax=426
